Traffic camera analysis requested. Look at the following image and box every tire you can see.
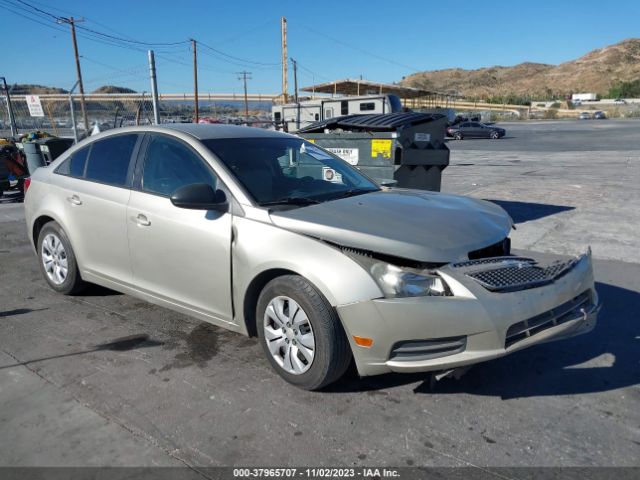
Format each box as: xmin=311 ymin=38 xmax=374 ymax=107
xmin=37 ymin=221 xmax=86 ymax=295
xmin=490 ymin=131 xmax=500 ymax=139
xmin=257 ymin=275 xmax=351 ymax=390
xmin=454 ymin=132 xmax=463 ymax=140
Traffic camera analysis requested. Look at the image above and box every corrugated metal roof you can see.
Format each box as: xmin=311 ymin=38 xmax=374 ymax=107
xmin=299 ymin=79 xmax=438 ymax=99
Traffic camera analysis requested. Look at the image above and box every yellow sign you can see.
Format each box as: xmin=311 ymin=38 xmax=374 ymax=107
xmin=371 ymin=139 xmax=392 ymax=159
xmin=307 ymin=138 xmax=315 ymax=143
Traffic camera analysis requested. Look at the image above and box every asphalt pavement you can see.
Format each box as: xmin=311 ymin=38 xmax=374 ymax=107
xmin=0 ymin=120 xmax=638 ymax=470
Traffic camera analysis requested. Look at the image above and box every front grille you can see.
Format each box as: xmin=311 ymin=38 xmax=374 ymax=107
xmin=465 ymin=257 xmax=579 ymax=292
xmin=390 ymin=336 xmax=467 ymax=362
xmin=452 ymin=256 xmax=531 ymax=269
xmin=505 ymin=290 xmax=592 ymax=348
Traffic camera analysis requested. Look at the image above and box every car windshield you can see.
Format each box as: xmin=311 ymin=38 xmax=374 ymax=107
xmin=203 ymin=137 xmax=380 ymax=206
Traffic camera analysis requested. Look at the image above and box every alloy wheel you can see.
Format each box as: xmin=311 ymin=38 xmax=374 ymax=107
xmin=263 ymin=296 xmax=315 ymax=375
xmin=41 ymin=233 xmax=68 ymax=285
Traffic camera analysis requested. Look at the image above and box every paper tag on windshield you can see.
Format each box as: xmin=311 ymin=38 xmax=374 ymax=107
xmin=326 ymin=147 xmax=359 ymax=165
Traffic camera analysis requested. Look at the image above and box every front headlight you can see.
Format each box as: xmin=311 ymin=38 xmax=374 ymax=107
xmin=343 ymin=250 xmax=451 ymax=298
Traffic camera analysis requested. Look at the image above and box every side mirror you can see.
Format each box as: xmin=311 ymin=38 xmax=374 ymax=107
xmin=170 ymin=183 xmax=228 ymax=212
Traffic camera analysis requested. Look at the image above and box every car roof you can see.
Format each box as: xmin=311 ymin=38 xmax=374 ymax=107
xmin=159 ymin=123 xmax=291 ymax=140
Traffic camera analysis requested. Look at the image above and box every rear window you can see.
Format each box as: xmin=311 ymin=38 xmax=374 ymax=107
xmin=85 ymin=134 xmax=138 ymax=187
xmin=55 ymin=145 xmax=90 ymax=178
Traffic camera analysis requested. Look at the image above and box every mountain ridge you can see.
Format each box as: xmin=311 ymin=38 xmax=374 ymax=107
xmin=401 ymin=38 xmax=640 ymax=99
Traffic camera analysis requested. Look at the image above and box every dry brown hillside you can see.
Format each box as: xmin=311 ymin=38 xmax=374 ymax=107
xmin=402 ymin=38 xmax=640 ymax=99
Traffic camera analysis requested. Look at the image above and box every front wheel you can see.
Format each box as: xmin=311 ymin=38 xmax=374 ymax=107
xmin=454 ymin=132 xmax=463 ymax=140
xmin=490 ymin=131 xmax=500 ymax=139
xmin=257 ymin=275 xmax=351 ymax=390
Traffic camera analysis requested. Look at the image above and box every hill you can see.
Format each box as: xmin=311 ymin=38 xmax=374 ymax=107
xmin=9 ymin=84 xmax=68 ymax=94
xmin=6 ymin=84 xmax=136 ymax=95
xmin=92 ymin=85 xmax=137 ymax=94
xmin=402 ymin=38 xmax=640 ymax=100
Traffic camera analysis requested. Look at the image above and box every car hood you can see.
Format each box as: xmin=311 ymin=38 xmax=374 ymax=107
xmin=269 ymin=189 xmax=512 ymax=263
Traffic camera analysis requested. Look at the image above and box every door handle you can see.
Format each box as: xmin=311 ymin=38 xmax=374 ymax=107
xmin=136 ymin=214 xmax=151 ymax=227
xmin=67 ymin=194 xmax=82 ymax=206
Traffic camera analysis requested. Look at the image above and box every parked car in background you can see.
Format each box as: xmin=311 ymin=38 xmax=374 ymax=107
xmin=593 ymin=111 xmax=607 ymax=120
xmin=614 ymin=98 xmax=627 ymax=105
xmin=447 ymin=121 xmax=505 ymax=140
xmin=24 ymin=124 xmax=600 ymax=390
xmin=579 ymin=112 xmax=592 ymax=120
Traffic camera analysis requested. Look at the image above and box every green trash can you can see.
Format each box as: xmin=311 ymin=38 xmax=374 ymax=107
xmin=298 ymin=112 xmax=449 ymax=191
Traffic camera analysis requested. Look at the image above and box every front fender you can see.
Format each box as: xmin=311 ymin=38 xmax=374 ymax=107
xmin=232 ymin=215 xmax=382 ymax=333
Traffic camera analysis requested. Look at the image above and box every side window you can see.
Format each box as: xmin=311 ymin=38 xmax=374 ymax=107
xmin=324 ymin=108 xmax=333 ymax=118
xmin=85 ymin=134 xmax=138 ymax=187
xmin=142 ymin=135 xmax=217 ymax=197
xmin=360 ymin=102 xmax=375 ymax=111
xmin=55 ymin=145 xmax=90 ymax=177
xmin=341 ymin=100 xmax=348 ymax=115
xmin=274 ymin=111 xmax=282 ymax=122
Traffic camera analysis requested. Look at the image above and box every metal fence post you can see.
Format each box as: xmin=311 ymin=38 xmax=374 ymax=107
xmin=148 ymin=50 xmax=161 ymax=125
xmin=1 ymin=77 xmax=18 ymax=138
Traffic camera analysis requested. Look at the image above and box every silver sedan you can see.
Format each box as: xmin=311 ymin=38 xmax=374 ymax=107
xmin=24 ymin=124 xmax=600 ymax=390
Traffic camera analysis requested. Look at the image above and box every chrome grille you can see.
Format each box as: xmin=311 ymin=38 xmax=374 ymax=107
xmin=390 ymin=336 xmax=467 ymax=362
xmin=465 ymin=257 xmax=579 ymax=292
xmin=453 ymin=256 xmax=532 ymax=268
xmin=505 ymin=290 xmax=592 ymax=348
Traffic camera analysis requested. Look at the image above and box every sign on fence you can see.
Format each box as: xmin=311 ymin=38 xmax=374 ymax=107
xmin=26 ymin=95 xmax=45 ymax=117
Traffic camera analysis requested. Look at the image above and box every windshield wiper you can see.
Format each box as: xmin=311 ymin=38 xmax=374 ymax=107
xmin=332 ymin=188 xmax=377 ymax=199
xmin=259 ymin=196 xmax=321 ymax=207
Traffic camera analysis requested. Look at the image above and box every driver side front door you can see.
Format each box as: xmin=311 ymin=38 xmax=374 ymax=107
xmin=126 ymin=133 xmax=234 ymax=326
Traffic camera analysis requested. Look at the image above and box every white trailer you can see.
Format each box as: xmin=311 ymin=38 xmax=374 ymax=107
xmin=571 ymin=93 xmax=597 ymax=102
xmin=272 ymin=94 xmax=403 ymax=132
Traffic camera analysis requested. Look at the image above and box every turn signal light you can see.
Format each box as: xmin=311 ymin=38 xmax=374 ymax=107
xmin=24 ymin=177 xmax=31 ymax=194
xmin=353 ymin=336 xmax=374 ymax=348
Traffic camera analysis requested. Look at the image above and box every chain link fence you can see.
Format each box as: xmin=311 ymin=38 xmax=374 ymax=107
xmin=1 ymin=93 xmax=275 ymax=139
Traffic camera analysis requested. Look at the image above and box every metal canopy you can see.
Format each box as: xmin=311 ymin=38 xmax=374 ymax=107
xmin=299 ymin=79 xmax=436 ymax=99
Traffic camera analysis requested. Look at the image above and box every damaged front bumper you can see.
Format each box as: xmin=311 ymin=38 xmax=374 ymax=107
xmin=336 ymin=250 xmax=600 ymax=377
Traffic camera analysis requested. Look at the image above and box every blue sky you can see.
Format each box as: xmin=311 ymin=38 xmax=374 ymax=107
xmin=3 ymin=0 xmax=639 ymax=94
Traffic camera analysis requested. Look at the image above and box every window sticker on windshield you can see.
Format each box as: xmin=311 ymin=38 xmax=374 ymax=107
xmin=322 ymin=167 xmax=343 ymax=184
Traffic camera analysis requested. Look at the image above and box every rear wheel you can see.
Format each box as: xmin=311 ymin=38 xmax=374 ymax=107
xmin=257 ymin=275 xmax=351 ymax=390
xmin=454 ymin=132 xmax=463 ymax=140
xmin=37 ymin=221 xmax=86 ymax=295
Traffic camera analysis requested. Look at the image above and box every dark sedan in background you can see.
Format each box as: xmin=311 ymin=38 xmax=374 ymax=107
xmin=447 ymin=122 xmax=506 ymax=140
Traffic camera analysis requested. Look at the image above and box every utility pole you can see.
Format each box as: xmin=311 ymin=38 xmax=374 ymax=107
xmin=0 ymin=77 xmax=17 ymax=137
xmin=148 ymin=50 xmax=160 ymax=125
xmin=281 ymin=17 xmax=288 ymax=103
xmin=291 ymin=58 xmax=298 ymax=103
xmin=59 ymin=17 xmax=89 ymax=135
xmin=191 ymin=39 xmax=199 ymax=123
xmin=237 ymin=71 xmax=252 ymax=121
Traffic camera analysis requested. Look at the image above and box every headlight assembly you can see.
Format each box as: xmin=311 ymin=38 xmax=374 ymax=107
xmin=343 ymin=250 xmax=451 ymax=298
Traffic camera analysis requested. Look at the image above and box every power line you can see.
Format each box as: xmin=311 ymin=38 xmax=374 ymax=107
xmin=198 ymin=40 xmax=279 ymax=67
xmin=10 ymin=0 xmax=189 ymax=46
xmin=299 ymin=23 xmax=423 ymax=73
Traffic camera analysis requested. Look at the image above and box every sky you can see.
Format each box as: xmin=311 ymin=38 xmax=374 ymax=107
xmin=3 ymin=0 xmax=640 ymax=95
